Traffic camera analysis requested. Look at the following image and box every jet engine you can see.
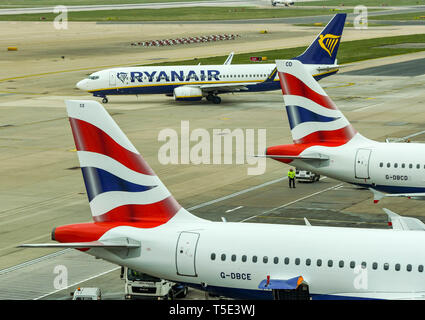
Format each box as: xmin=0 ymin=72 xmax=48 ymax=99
xmin=173 ymin=86 xmax=203 ymax=101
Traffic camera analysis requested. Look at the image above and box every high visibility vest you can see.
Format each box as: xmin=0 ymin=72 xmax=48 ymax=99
xmin=288 ymin=171 xmax=295 ymax=179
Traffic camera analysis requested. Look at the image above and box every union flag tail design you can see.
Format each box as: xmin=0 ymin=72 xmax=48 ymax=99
xmin=66 ymin=100 xmax=181 ymax=225
xmin=276 ymin=60 xmax=357 ymax=146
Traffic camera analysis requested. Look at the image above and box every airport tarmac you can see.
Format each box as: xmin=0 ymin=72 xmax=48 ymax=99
xmin=1 ymin=18 xmax=425 ymax=300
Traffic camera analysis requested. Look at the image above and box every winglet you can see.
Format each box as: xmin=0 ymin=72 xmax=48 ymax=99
xmin=304 ymin=218 xmax=312 ymax=226
xmin=224 ymin=52 xmax=234 ymax=65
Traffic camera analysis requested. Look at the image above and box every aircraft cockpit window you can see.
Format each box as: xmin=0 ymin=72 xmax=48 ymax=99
xmin=88 ymin=76 xmax=99 ymax=80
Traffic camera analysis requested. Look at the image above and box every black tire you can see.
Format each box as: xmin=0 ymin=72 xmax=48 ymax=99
xmin=212 ymin=96 xmax=221 ymax=104
xmin=102 ymin=97 xmax=108 ymax=104
xmin=316 ymin=175 xmax=321 ymax=182
xmin=206 ymin=95 xmax=213 ymax=101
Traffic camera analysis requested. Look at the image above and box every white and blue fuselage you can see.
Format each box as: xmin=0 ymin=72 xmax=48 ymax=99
xmin=76 ymin=64 xmax=337 ymax=103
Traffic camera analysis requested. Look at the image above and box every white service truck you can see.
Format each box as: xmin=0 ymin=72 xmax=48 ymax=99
xmin=71 ymin=287 xmax=102 ymax=300
xmin=121 ymin=267 xmax=188 ymax=300
xmin=295 ymin=168 xmax=320 ymax=182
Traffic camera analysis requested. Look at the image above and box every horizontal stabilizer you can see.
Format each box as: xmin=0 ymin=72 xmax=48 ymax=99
xmin=19 ymin=238 xmax=140 ymax=249
xmin=316 ymin=65 xmax=340 ymax=71
xmin=255 ymin=153 xmax=329 ymax=161
xmin=383 ymin=208 xmax=425 ymax=231
xmin=258 ymin=276 xmax=305 ymax=290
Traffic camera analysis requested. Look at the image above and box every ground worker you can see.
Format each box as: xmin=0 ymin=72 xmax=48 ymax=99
xmin=288 ymin=168 xmax=296 ymax=188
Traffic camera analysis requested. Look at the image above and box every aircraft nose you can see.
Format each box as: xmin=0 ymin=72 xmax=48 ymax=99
xmin=76 ymin=79 xmax=87 ymax=90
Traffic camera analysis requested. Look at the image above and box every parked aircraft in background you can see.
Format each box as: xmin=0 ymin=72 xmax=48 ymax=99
xmin=264 ymin=59 xmax=425 ymax=203
xmin=76 ymin=14 xmax=346 ymax=104
xmin=20 ymin=98 xmax=425 ymax=300
xmin=271 ymin=0 xmax=295 ymax=7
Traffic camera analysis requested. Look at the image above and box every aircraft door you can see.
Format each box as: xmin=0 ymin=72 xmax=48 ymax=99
xmin=176 ymin=232 xmax=200 ymax=277
xmin=355 ymin=149 xmax=372 ymax=179
xmin=109 ymin=71 xmax=116 ymax=86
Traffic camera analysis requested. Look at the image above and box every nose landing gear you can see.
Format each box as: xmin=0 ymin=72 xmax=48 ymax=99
xmin=102 ymin=97 xmax=108 ymax=104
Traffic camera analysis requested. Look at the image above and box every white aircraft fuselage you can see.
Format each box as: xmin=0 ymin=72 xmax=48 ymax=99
xmin=76 ymin=64 xmax=335 ymax=99
xmin=90 ymin=210 xmax=425 ymax=300
xmin=276 ymin=135 xmax=425 ymax=196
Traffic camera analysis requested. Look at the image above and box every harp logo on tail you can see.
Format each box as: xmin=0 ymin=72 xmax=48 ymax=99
xmin=318 ymin=34 xmax=341 ymax=57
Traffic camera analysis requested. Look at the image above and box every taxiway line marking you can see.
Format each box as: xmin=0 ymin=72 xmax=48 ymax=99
xmin=188 ymin=177 xmax=286 ymax=211
xmin=225 ymin=206 xmax=244 ymax=213
xmin=241 ymin=181 xmax=343 ymax=222
xmin=34 ymin=266 xmax=121 ymax=300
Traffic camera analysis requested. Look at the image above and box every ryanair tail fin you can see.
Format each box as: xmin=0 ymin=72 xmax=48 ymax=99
xmin=293 ymin=13 xmax=346 ymax=65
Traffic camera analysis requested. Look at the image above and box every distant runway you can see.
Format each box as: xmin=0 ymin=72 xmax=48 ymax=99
xmin=0 ymin=0 xmax=260 ymax=15
xmin=345 ymin=58 xmax=425 ymax=77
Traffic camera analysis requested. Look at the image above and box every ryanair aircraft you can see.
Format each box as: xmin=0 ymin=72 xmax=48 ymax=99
xmin=76 ymin=14 xmax=346 ymax=104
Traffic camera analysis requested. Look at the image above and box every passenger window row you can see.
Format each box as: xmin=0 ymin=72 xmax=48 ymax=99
xmin=221 ymin=74 xmax=267 ymax=79
xmin=210 ymin=253 xmax=424 ymax=273
xmin=380 ymin=162 xmax=424 ymax=169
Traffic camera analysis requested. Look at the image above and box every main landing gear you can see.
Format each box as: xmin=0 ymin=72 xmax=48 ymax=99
xmin=206 ymin=94 xmax=221 ymax=104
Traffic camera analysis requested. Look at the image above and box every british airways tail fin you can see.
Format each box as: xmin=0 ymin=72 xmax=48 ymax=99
xmin=66 ymin=100 xmax=198 ymax=226
xmin=276 ymin=59 xmax=357 ymax=145
xmin=293 ymin=13 xmax=346 ymax=65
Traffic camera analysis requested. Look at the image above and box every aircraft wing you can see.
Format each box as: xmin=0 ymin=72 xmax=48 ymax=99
xmin=258 ymin=276 xmax=305 ymax=290
xmin=189 ymin=83 xmax=252 ymax=93
xmin=331 ymin=292 xmax=425 ymax=300
xmin=383 ymin=208 xmax=425 ymax=231
xmin=19 ymin=238 xmax=140 ymax=248
xmin=370 ymin=188 xmax=425 ymax=203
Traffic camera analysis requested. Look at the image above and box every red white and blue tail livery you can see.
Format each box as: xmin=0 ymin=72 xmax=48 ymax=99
xmin=20 ymin=100 xmax=425 ymax=300
xmin=266 ymin=60 xmax=425 ymax=202
xmin=278 ymin=60 xmax=357 ymax=145
xmin=67 ymin=100 xmax=182 ymax=225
